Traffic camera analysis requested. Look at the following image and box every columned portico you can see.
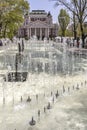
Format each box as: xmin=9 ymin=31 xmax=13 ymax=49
xmin=18 ymin=10 xmax=58 ymax=39
xmin=29 ymin=27 xmax=50 ymax=40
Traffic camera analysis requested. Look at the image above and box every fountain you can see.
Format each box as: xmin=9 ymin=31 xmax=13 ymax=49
xmin=29 ymin=117 xmax=36 ymax=126
xmin=0 ymin=37 xmax=87 ymax=130
xmin=4 ymin=39 xmax=28 ymax=82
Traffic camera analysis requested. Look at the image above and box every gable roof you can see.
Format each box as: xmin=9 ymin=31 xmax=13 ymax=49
xmin=25 ymin=20 xmax=53 ymax=28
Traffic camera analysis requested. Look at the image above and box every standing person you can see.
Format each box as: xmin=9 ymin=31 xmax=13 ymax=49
xmin=44 ymin=107 xmax=46 ymax=113
xmin=38 ymin=110 xmax=40 ymax=117
xmin=36 ymin=94 xmax=38 ymax=101
xmin=73 ymin=85 xmax=74 ymax=90
xmin=52 ymin=96 xmax=54 ymax=103
xmin=68 ymin=87 xmax=70 ymax=93
xmin=21 ymin=96 xmax=23 ymax=102
xmin=85 ymin=80 xmax=87 ymax=85
xmin=0 ymin=39 xmax=2 ymax=46
xmin=51 ymin=91 xmax=53 ymax=96
xmin=63 ymin=85 xmax=65 ymax=93
xmin=77 ymin=37 xmax=80 ymax=48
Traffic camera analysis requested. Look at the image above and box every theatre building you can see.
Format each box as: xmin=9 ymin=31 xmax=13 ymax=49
xmin=18 ymin=10 xmax=58 ymax=40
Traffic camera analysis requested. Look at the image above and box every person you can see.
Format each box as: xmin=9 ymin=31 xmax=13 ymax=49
xmin=51 ymin=91 xmax=53 ymax=96
xmin=44 ymin=93 xmax=45 ymax=97
xmin=55 ymin=90 xmax=59 ymax=98
xmin=68 ymin=87 xmax=70 ymax=92
xmin=52 ymin=96 xmax=54 ymax=103
xmin=47 ymin=102 xmax=51 ymax=109
xmin=81 ymin=82 xmax=83 ymax=86
xmin=73 ymin=85 xmax=74 ymax=90
xmin=85 ymin=80 xmax=87 ymax=85
xmin=44 ymin=107 xmax=46 ymax=113
xmin=76 ymin=84 xmax=79 ymax=90
xmin=66 ymin=38 xmax=69 ymax=47
xmin=21 ymin=96 xmax=23 ymax=102
xmin=36 ymin=94 xmax=38 ymax=100
xmin=63 ymin=86 xmax=65 ymax=93
xmin=38 ymin=110 xmax=40 ymax=117
xmin=77 ymin=37 xmax=80 ymax=48
xmin=61 ymin=36 xmax=63 ymax=43
xmin=0 ymin=39 xmax=3 ymax=46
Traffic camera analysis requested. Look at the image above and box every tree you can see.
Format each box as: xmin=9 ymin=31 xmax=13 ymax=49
xmin=0 ymin=0 xmax=29 ymax=39
xmin=66 ymin=29 xmax=73 ymax=37
xmin=58 ymin=9 xmax=70 ymax=37
xmin=53 ymin=0 xmax=87 ymax=47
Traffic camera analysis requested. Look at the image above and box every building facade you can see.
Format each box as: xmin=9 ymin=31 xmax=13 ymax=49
xmin=18 ymin=10 xmax=58 ymax=40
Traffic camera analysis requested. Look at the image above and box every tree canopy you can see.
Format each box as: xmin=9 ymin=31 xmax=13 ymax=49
xmin=53 ymin=0 xmax=87 ymax=47
xmin=0 ymin=0 xmax=29 ymax=39
xmin=58 ymin=9 xmax=70 ymax=36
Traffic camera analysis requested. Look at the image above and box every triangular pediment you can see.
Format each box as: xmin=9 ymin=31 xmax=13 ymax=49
xmin=26 ymin=20 xmax=53 ymax=28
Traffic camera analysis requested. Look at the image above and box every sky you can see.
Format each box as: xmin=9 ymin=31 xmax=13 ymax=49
xmin=28 ymin=0 xmax=61 ymax=23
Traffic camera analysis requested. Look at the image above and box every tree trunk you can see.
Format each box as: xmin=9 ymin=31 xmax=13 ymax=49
xmin=0 ymin=22 xmax=2 ymax=37
xmin=79 ymin=21 xmax=85 ymax=48
xmin=3 ymin=23 xmax=7 ymax=38
xmin=73 ymin=13 xmax=77 ymax=40
xmin=62 ymin=30 xmax=65 ymax=37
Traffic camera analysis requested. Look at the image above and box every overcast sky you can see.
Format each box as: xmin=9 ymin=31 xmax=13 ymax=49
xmin=28 ymin=0 xmax=61 ymax=23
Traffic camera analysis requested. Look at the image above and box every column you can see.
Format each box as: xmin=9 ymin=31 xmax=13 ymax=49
xmin=27 ymin=28 xmax=29 ymax=39
xmin=40 ymin=28 xmax=42 ymax=40
xmin=48 ymin=28 xmax=49 ymax=38
xmin=45 ymin=28 xmax=46 ymax=38
xmin=45 ymin=28 xmax=48 ymax=38
xmin=35 ymin=28 xmax=36 ymax=36
xmin=30 ymin=28 xmax=31 ymax=38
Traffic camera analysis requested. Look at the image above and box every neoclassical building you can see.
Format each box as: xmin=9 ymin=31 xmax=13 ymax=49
xmin=18 ymin=10 xmax=58 ymax=40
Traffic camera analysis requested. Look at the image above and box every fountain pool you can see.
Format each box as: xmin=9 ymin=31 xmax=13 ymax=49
xmin=0 ymin=39 xmax=87 ymax=130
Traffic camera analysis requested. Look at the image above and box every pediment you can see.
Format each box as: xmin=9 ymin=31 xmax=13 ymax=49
xmin=26 ymin=20 xmax=52 ymax=28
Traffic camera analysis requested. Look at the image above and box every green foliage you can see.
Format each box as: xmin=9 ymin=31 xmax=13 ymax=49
xmin=53 ymin=0 xmax=87 ymax=47
xmin=65 ymin=29 xmax=73 ymax=37
xmin=58 ymin=28 xmax=62 ymax=36
xmin=58 ymin=27 xmax=73 ymax=37
xmin=0 ymin=0 xmax=29 ymax=39
xmin=58 ymin=9 xmax=70 ymax=37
